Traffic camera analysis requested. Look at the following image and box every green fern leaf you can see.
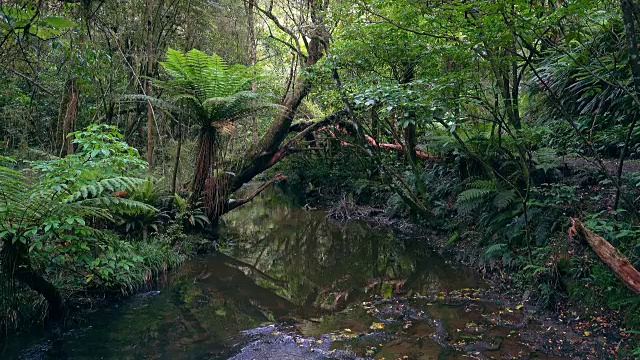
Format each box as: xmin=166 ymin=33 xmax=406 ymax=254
xmin=493 ymin=189 xmax=517 ymax=210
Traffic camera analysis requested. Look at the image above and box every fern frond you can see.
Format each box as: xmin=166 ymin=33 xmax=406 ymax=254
xmin=469 ymin=179 xmax=496 ymax=190
xmin=533 ymin=147 xmax=560 ymax=173
xmin=457 ymin=188 xmax=493 ymax=204
xmin=493 ymin=189 xmax=517 ymax=210
xmin=67 ymin=177 xmax=145 ymax=202
xmin=77 ymin=197 xmax=156 ymax=215
xmin=483 ymin=243 xmax=508 ymax=260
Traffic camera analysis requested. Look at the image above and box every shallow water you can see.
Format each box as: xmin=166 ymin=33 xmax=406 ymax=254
xmin=3 ymin=186 xmax=568 ymax=359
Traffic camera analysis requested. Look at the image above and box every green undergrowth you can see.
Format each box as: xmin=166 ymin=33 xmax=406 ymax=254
xmin=277 ymin=146 xmax=390 ymax=208
xmin=275 ymin=148 xmax=640 ymax=355
xmin=0 ymin=125 xmax=209 ymax=336
xmin=0 ymin=236 xmax=199 ymax=336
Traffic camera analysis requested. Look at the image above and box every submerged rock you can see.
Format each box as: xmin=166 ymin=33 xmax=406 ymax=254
xmin=228 ymin=324 xmax=364 ymax=360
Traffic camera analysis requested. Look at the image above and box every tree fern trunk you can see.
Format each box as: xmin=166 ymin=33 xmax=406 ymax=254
xmin=58 ymin=78 xmax=78 ymax=157
xmin=191 ymin=128 xmax=216 ymax=208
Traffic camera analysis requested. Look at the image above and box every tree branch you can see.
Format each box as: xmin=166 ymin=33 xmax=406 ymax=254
xmin=224 ymin=172 xmax=287 ymax=213
xmin=356 ymin=1 xmax=456 ymax=41
xmin=1 ymin=66 xmax=53 ymax=95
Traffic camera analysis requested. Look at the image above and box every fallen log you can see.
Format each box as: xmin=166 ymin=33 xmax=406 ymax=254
xmin=364 ymin=135 xmax=439 ymax=160
xmin=568 ymin=217 xmax=640 ymax=295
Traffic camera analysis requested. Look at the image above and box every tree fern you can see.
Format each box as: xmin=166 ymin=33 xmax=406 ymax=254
xmin=156 ymin=48 xmax=273 ymax=129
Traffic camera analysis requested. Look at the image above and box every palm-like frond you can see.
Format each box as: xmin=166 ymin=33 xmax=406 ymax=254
xmin=158 ymin=48 xmax=273 ymax=127
xmin=203 ymin=91 xmax=279 ymax=123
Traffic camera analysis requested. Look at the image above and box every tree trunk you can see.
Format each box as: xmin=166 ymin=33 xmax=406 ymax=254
xmin=615 ymin=0 xmax=640 ymax=211
xmin=247 ymin=0 xmax=258 ymax=142
xmin=400 ymin=65 xmax=417 ymax=163
xmin=569 ymin=218 xmax=640 ymax=295
xmin=171 ymin=124 xmax=182 ymax=195
xmin=364 ymin=135 xmax=437 ymax=160
xmin=403 ymin=124 xmax=417 ymax=163
xmin=146 ymin=0 xmax=154 ymax=173
xmin=191 ymin=128 xmax=216 ymax=202
xmin=228 ymin=0 xmax=329 ymax=195
xmin=231 ymin=78 xmax=312 ymax=192
xmin=57 ymin=78 xmax=78 ymax=157
xmin=1 ymin=240 xmax=66 ymax=323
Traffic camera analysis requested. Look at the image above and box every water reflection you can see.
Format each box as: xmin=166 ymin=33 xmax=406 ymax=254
xmin=221 ymin=185 xmax=484 ymax=311
xmin=6 ymin=186 xmax=486 ymax=359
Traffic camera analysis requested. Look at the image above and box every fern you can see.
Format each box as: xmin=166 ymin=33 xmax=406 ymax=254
xmin=67 ymin=177 xmax=145 ymax=202
xmin=456 ymin=183 xmax=495 ymax=215
xmin=493 ymin=189 xmax=517 ymax=210
xmin=533 ymin=147 xmax=560 ymax=173
xmin=78 ymin=197 xmax=156 ymax=215
xmin=469 ymin=179 xmax=497 ymax=190
xmin=154 ymin=48 xmax=274 ymax=129
xmin=483 ymin=243 xmax=508 ymax=260
xmin=457 ymin=188 xmax=493 ymax=203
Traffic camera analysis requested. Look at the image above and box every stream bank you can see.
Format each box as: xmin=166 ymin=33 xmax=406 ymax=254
xmin=2 ymin=186 xmax=627 ymax=359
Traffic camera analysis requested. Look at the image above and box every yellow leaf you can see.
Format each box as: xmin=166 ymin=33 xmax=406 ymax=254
xmin=370 ymin=322 xmax=385 ymax=330
xmin=584 ymin=331 xmax=591 ymax=336
xmin=515 ymin=304 xmax=524 ymax=310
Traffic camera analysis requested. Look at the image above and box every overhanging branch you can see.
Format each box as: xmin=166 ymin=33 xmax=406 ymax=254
xmin=224 ymin=172 xmax=287 ymax=213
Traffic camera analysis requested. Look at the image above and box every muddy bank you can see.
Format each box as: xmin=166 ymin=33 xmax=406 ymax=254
xmin=228 ymin=287 xmax=617 ymax=359
xmin=322 ymin=198 xmax=629 ymax=358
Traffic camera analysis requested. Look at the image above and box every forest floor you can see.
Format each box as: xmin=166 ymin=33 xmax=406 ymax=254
xmin=562 ymin=158 xmax=640 ymax=175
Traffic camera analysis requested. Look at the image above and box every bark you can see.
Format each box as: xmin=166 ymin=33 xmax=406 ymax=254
xmin=171 ymin=124 xmax=182 ymax=195
xmin=615 ymin=0 xmax=640 ymax=211
xmin=191 ymin=128 xmax=216 ymax=201
xmin=146 ymin=0 xmax=154 ymax=173
xmin=403 ymin=124 xmax=417 ymax=163
xmin=364 ymin=135 xmax=437 ymax=160
xmin=231 ymin=76 xmax=312 ymax=193
xmin=569 ymin=218 xmax=640 ymax=296
xmin=57 ymin=78 xmax=78 ymax=157
xmin=1 ymin=240 xmax=66 ymax=322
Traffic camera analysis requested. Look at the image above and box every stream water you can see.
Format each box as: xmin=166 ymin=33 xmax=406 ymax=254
xmin=4 ymin=187 xmax=574 ymax=359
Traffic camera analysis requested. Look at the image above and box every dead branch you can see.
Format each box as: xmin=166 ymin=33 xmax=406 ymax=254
xmin=218 ymin=252 xmax=286 ymax=286
xmin=224 ymin=172 xmax=288 ymax=213
xmin=364 ymin=135 xmax=439 ymax=160
xmin=569 ymin=217 xmax=640 ymax=296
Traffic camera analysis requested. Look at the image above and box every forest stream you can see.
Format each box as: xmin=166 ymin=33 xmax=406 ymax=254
xmin=2 ymin=187 xmax=610 ymax=360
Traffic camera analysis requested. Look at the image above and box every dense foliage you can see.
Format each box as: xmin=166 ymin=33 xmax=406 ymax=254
xmin=1 ymin=0 xmax=640 ymax=356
